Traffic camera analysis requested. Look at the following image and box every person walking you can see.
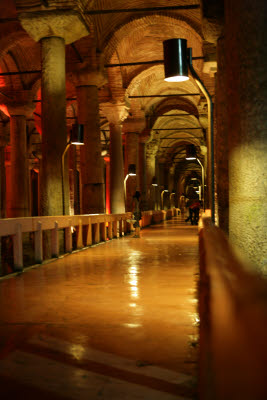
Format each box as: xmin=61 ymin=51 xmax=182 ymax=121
xmin=190 ymin=199 xmax=201 ymax=225
xmin=132 ymin=191 xmax=142 ymax=238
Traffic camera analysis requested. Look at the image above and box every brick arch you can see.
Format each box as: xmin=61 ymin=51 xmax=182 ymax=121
xmin=147 ymin=99 xmax=199 ymax=128
xmin=0 ymin=32 xmax=40 ymax=91
xmin=103 ymin=14 xmax=202 ymax=63
xmin=152 ymin=100 xmax=199 ymax=118
xmin=125 ymin=65 xmax=200 ymax=117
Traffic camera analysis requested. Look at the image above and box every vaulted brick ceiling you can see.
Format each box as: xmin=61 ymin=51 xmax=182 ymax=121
xmin=0 ymin=0 xmax=213 ymax=179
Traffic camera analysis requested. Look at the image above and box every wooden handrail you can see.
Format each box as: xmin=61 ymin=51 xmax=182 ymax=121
xmin=0 ymin=209 xmax=179 ymax=275
xmin=199 ymin=216 xmax=267 ymax=400
xmin=0 ymin=213 xmax=133 ymax=272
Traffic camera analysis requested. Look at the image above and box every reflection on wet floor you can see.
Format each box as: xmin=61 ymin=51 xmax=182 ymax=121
xmin=0 ymin=216 xmax=199 ymax=399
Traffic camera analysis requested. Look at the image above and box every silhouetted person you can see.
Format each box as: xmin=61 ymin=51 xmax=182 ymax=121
xmin=190 ymin=199 xmax=201 ymax=225
xmin=132 ymin=191 xmax=141 ymax=237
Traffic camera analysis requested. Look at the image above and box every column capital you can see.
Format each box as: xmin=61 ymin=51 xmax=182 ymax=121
xmin=70 ymin=62 xmax=107 ymax=88
xmin=138 ymin=128 xmax=151 ymax=144
xmin=18 ymin=10 xmax=89 ymax=44
xmin=101 ymin=102 xmax=129 ymax=126
xmin=200 ymin=0 xmax=224 ymax=43
xmin=169 ymin=165 xmax=175 ymax=175
xmin=146 ymin=139 xmax=159 ymax=158
xmin=122 ymin=117 xmax=146 ymax=134
xmin=203 ymin=53 xmax=217 ymax=77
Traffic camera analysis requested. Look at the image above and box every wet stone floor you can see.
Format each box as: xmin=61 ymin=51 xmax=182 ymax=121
xmin=0 ymin=216 xmax=199 ymax=399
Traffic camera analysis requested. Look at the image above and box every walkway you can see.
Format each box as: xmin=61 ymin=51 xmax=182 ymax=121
xmin=0 ymin=217 xmax=199 ymax=399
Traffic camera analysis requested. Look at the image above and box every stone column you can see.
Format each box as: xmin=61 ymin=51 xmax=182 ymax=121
xmin=146 ymin=140 xmax=158 ymax=209
xmin=0 ymin=125 xmax=8 ymax=218
xmin=5 ymin=96 xmax=34 ymax=218
xmin=215 ymin=36 xmax=229 ymax=233
xmin=123 ymin=118 xmax=145 ymax=211
xmin=138 ymin=133 xmax=149 ymax=210
xmin=168 ymin=165 xmax=175 ymax=208
xmin=224 ymin=0 xmax=267 ymax=271
xmin=102 ymin=103 xmax=129 ymax=214
xmin=41 ymin=36 xmax=67 ymax=215
xmin=19 ymin=10 xmax=89 ymax=216
xmin=124 ymin=132 xmax=138 ymax=211
xmin=72 ymin=67 xmax=106 ymax=214
xmin=104 ymin=156 xmax=111 ymax=214
xmin=10 ymin=115 xmax=29 ymax=217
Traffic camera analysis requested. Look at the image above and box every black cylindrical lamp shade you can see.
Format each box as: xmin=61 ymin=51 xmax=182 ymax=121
xmin=128 ymin=164 xmax=136 ymax=175
xmin=70 ymin=124 xmax=84 ymax=145
xmin=152 ymin=176 xmax=158 ymax=186
xmin=186 ymin=144 xmax=197 ymax=160
xmin=163 ymin=38 xmax=189 ymax=82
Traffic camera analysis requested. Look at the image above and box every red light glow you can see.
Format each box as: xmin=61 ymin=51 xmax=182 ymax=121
xmin=0 ymin=67 xmax=5 ymax=88
xmin=0 ymin=104 xmax=10 ymax=117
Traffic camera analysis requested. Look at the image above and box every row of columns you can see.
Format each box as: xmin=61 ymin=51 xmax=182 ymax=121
xmin=1 ymin=10 xmax=185 ymax=222
xmin=0 ymin=11 xmax=141 ymax=218
xmin=0 ymin=97 xmax=152 ymax=220
xmin=1 ymin=10 xmax=186 ymax=222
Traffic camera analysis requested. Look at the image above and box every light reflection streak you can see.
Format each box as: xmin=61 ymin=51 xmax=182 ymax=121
xmin=129 ymin=279 xmax=138 ymax=286
xmin=130 ymin=287 xmax=138 ymax=298
xmin=128 ymin=259 xmax=140 ymax=299
xmin=190 ymin=312 xmax=200 ymax=326
xmin=123 ymin=323 xmax=141 ymax=328
xmin=188 ymin=298 xmax=198 ymax=304
xmin=69 ymin=344 xmax=86 ymax=360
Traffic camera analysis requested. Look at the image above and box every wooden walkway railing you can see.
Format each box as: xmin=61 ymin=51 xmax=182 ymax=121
xmin=198 ymin=216 xmax=267 ymax=400
xmin=0 ymin=213 xmax=132 ymax=272
xmin=0 ymin=208 xmax=180 ymax=275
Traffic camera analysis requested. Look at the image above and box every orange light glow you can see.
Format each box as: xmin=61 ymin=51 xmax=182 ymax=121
xmin=0 ymin=67 xmax=5 ymax=88
xmin=0 ymin=104 xmax=10 ymax=117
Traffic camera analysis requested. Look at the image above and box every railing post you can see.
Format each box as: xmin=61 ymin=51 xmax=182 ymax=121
xmin=86 ymin=217 xmax=92 ymax=246
xmin=34 ymin=221 xmax=43 ymax=264
xmin=108 ymin=220 xmax=113 ymax=239
xmin=51 ymin=221 xmax=59 ymax=257
xmin=76 ymin=219 xmax=83 ymax=249
xmin=119 ymin=219 xmax=123 ymax=236
xmin=113 ymin=220 xmax=118 ymax=238
xmin=123 ymin=219 xmax=128 ymax=235
xmin=100 ymin=221 xmax=107 ymax=242
xmin=65 ymin=220 xmax=72 ymax=253
xmin=93 ymin=223 xmax=100 ymax=244
xmin=13 ymin=223 xmax=23 ymax=271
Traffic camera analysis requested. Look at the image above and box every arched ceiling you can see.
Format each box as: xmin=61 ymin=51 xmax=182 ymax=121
xmin=0 ymin=0 xmax=214 ymax=185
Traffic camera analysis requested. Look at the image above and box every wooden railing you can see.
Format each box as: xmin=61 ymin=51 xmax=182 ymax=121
xmin=141 ymin=208 xmax=180 ymax=227
xmin=0 ymin=213 xmax=132 ymax=272
xmin=0 ymin=208 xmax=179 ymax=275
xmin=198 ymin=216 xmax=267 ymax=400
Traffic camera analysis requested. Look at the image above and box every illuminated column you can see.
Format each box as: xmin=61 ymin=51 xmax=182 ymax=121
xmin=124 ymin=132 xmax=138 ymax=211
xmin=0 ymin=125 xmax=8 ymax=218
xmin=104 ymin=156 xmax=111 ymax=214
xmin=41 ymin=36 xmax=67 ymax=215
xmin=138 ymin=134 xmax=149 ymax=208
xmin=68 ymin=66 xmax=105 ymax=214
xmin=102 ymin=103 xmax=129 ymax=214
xmin=224 ymin=0 xmax=267 ymax=271
xmin=10 ymin=115 xmax=28 ymax=217
xmin=6 ymin=96 xmax=34 ymax=217
xmin=145 ymin=140 xmax=158 ymax=210
xmin=123 ymin=118 xmax=145 ymax=211
xmin=168 ymin=165 xmax=175 ymax=208
xmin=19 ymin=11 xmax=89 ymax=216
xmin=215 ymin=37 xmax=229 ymax=233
